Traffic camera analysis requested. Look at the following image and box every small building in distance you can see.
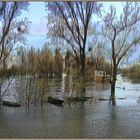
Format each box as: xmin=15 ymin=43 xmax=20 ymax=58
xmin=94 ymin=70 xmax=106 ymax=82
xmin=94 ymin=70 xmax=111 ymax=82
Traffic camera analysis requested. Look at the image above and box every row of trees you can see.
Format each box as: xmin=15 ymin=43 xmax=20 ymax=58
xmin=127 ymin=64 xmax=140 ymax=80
xmin=7 ymin=46 xmax=110 ymax=79
xmin=15 ymin=46 xmax=63 ymax=78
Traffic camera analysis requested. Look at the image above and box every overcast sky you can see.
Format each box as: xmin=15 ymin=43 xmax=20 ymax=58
xmin=19 ymin=2 xmax=46 ymax=48
xmin=20 ymin=2 xmax=124 ymax=48
xmin=19 ymin=2 xmax=138 ymax=64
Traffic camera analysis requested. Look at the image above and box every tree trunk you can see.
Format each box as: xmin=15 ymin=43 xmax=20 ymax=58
xmin=3 ymin=58 xmax=7 ymax=70
xmin=79 ymin=53 xmax=86 ymax=97
xmin=110 ymin=80 xmax=116 ymax=105
xmin=34 ymin=81 xmax=37 ymax=106
xmin=0 ymin=97 xmax=2 ymax=106
xmin=0 ymin=79 xmax=2 ymax=106
xmin=110 ymin=66 xmax=117 ymax=106
xmin=41 ymin=79 xmax=45 ymax=108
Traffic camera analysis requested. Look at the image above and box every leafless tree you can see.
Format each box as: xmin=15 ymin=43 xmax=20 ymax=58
xmin=0 ymin=2 xmax=29 ymax=67
xmin=0 ymin=2 xmax=29 ymax=106
xmin=46 ymin=2 xmax=101 ymax=82
xmin=98 ymin=2 xmax=140 ymax=105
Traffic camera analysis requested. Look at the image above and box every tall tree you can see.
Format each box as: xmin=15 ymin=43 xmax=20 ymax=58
xmin=0 ymin=2 xmax=29 ymax=69
xmin=99 ymin=2 xmax=140 ymax=105
xmin=0 ymin=2 xmax=29 ymax=106
xmin=46 ymin=2 xmax=101 ymax=80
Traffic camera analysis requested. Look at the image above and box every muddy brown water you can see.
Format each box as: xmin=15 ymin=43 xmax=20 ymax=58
xmin=0 ymin=74 xmax=140 ymax=138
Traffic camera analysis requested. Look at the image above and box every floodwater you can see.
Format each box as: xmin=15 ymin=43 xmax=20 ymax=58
xmin=1 ymin=74 xmax=140 ymax=138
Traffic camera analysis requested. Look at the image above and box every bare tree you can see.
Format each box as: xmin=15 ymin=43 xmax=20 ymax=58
xmin=0 ymin=2 xmax=29 ymax=65
xmin=0 ymin=2 xmax=29 ymax=106
xmin=46 ymin=2 xmax=101 ymax=82
xmin=99 ymin=2 xmax=140 ymax=105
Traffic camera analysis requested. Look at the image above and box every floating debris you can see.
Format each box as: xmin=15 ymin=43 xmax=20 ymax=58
xmin=2 ymin=101 xmax=21 ymax=107
xmin=66 ymin=96 xmax=93 ymax=102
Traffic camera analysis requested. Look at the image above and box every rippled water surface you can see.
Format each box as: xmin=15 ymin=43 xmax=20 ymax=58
xmin=0 ymin=75 xmax=140 ymax=138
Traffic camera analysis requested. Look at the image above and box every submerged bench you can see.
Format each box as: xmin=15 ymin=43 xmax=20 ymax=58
xmin=66 ymin=96 xmax=93 ymax=102
xmin=98 ymin=97 xmax=127 ymax=101
xmin=2 ymin=101 xmax=21 ymax=107
xmin=48 ymin=96 xmax=64 ymax=106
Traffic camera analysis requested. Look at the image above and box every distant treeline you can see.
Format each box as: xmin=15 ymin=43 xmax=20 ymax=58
xmin=127 ymin=64 xmax=140 ymax=80
xmin=0 ymin=46 xmax=112 ymax=81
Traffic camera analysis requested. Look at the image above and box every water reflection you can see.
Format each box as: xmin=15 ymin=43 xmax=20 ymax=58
xmin=2 ymin=74 xmax=140 ymax=106
xmin=1 ymin=74 xmax=140 ymax=138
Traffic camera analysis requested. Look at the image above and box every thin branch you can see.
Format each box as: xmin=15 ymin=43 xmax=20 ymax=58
xmin=117 ymin=37 xmax=140 ymax=65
